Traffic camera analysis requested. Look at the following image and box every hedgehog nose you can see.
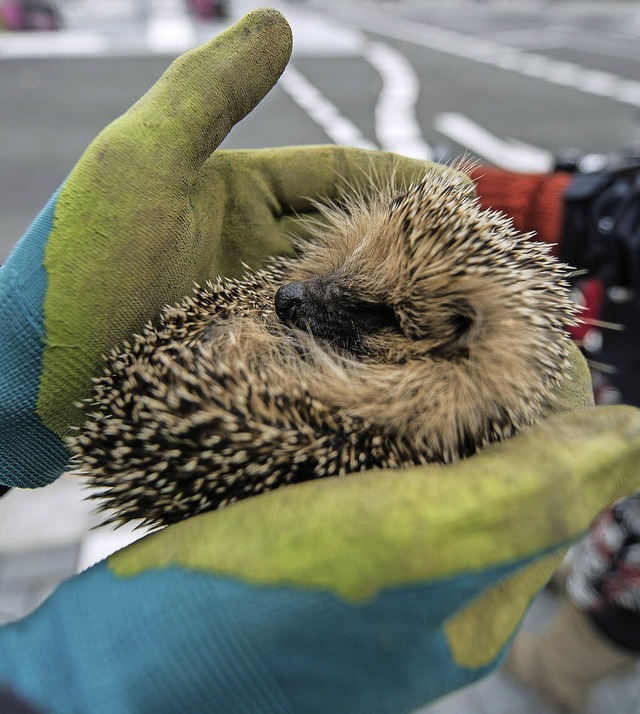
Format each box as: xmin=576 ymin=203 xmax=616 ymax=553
xmin=275 ymin=282 xmax=304 ymax=323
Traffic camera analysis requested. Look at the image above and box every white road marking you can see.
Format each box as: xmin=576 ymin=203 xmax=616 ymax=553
xmin=0 ymin=475 xmax=95 ymax=554
xmin=77 ymin=521 xmax=150 ymax=572
xmin=517 ymin=53 xmax=556 ymax=79
xmin=434 ymin=112 xmax=554 ymax=173
xmin=579 ymin=69 xmax=619 ymax=98
xmin=0 ymin=31 xmax=109 ymax=58
xmin=279 ymin=64 xmax=378 ymax=150
xmin=145 ymin=0 xmax=197 ymax=54
xmin=617 ymin=81 xmax=640 ymax=107
xmin=547 ymin=60 xmax=582 ymax=87
xmin=279 ymin=40 xmax=434 ymax=159
xmin=330 ymin=6 xmax=640 ymax=108
xmin=363 ymin=41 xmax=433 ymax=160
xmin=0 ymin=0 xmax=197 ymax=58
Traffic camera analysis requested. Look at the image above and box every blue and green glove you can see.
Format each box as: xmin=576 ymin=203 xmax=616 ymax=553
xmin=1 ymin=7 xmax=640 ymax=713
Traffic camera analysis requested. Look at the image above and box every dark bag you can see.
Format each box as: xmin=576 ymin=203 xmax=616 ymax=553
xmin=562 ymin=165 xmax=640 ymax=296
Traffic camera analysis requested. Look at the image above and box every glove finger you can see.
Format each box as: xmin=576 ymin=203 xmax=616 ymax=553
xmin=112 ymin=9 xmax=292 ymax=178
xmin=36 ymin=12 xmax=291 ymax=439
xmin=204 ymin=145 xmax=448 ymax=213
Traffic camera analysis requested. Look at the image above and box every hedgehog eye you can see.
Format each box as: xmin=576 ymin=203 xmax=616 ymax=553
xmin=450 ymin=311 xmax=474 ymax=338
xmin=349 ymin=300 xmax=401 ymax=334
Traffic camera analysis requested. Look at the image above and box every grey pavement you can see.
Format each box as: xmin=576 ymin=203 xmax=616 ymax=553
xmin=3 ymin=0 xmax=640 ymax=260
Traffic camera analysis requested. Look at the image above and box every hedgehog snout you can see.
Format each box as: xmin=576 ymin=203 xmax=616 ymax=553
xmin=275 ymin=281 xmax=304 ymax=324
xmin=275 ymin=278 xmax=353 ymax=334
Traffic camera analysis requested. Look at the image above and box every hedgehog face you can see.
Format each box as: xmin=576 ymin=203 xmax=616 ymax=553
xmin=274 ymin=176 xmax=485 ymax=362
xmin=273 ymin=272 xmax=478 ymax=362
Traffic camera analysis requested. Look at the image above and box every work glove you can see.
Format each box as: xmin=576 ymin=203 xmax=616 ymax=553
xmin=1 ymin=8 xmax=640 ymax=714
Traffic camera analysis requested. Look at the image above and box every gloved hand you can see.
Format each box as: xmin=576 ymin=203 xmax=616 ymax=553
xmin=1 ymin=381 xmax=639 ymax=713
xmin=0 ymin=7 xmax=434 ymax=489
xmin=2 ymin=8 xmax=640 ymax=714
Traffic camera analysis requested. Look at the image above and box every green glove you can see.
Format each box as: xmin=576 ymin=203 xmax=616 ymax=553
xmin=0 ymin=8 xmax=434 ymax=488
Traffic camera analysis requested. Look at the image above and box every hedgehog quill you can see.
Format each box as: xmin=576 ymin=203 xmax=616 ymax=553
xmin=68 ymin=167 xmax=578 ymax=528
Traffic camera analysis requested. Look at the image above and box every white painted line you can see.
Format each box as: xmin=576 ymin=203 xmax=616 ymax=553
xmin=145 ymin=0 xmax=197 ymax=54
xmin=616 ymin=80 xmax=640 ymax=107
xmin=364 ymin=41 xmax=432 ymax=160
xmin=279 ymin=64 xmax=378 ymax=150
xmin=579 ymin=70 xmax=619 ymax=98
xmin=454 ymin=36 xmax=507 ymax=59
xmin=146 ymin=16 xmax=197 ymax=53
xmin=547 ymin=61 xmax=582 ymax=87
xmin=517 ymin=53 xmax=556 ymax=79
xmin=0 ymin=475 xmax=94 ymax=554
xmin=330 ymin=7 xmax=640 ymax=108
xmin=0 ymin=31 xmax=109 ymax=58
xmin=434 ymin=112 xmax=554 ymax=173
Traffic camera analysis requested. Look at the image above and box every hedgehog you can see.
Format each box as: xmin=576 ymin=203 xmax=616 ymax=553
xmin=67 ymin=166 xmax=578 ymax=529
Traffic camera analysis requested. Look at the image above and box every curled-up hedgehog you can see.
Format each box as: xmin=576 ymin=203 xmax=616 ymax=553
xmin=68 ymin=166 xmax=578 ymax=528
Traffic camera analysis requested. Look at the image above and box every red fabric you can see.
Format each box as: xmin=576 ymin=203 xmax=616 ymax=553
xmin=569 ymin=277 xmax=605 ymax=342
xmin=468 ymin=165 xmax=605 ymax=329
xmin=468 ymin=167 xmax=573 ymax=256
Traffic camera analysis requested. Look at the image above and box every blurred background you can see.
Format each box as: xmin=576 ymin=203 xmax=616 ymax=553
xmin=1 ymin=1 xmax=640 ymax=711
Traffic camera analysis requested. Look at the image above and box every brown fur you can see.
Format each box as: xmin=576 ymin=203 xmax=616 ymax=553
xmin=68 ymin=166 xmax=577 ymax=527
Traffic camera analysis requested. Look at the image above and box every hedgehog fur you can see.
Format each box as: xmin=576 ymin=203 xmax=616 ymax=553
xmin=68 ymin=166 xmax=578 ymax=528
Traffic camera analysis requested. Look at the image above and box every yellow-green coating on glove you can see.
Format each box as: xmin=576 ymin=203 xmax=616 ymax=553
xmin=444 ymin=550 xmax=565 ymax=667
xmin=544 ymin=337 xmax=594 ymax=414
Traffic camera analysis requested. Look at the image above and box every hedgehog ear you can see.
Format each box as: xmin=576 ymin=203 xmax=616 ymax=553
xmin=451 ymin=300 xmax=481 ymax=356
xmin=446 ymin=300 xmax=482 ymax=357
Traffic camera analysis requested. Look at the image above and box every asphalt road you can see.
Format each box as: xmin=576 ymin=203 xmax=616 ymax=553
xmin=1 ymin=0 xmax=639 ymax=401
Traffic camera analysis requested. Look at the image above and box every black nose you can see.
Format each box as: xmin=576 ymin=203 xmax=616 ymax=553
xmin=275 ymin=281 xmax=304 ymax=323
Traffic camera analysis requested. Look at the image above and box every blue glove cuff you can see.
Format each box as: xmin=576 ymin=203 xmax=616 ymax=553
xmin=0 ymin=188 xmax=69 ymax=488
